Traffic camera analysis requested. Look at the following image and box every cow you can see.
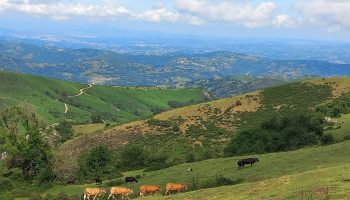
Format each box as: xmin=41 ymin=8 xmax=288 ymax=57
xmin=165 ymin=183 xmax=188 ymax=195
xmin=187 ymin=168 xmax=193 ymax=172
xmin=238 ymin=158 xmax=259 ymax=169
xmin=139 ymin=185 xmax=162 ymax=197
xmin=94 ymin=178 xmax=102 ymax=185
xmin=83 ymin=188 xmax=106 ymax=200
xmin=125 ymin=176 xmax=138 ymax=184
xmin=107 ymin=187 xmax=133 ymax=200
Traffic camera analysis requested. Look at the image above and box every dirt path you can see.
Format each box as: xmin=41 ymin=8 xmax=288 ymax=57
xmin=64 ymin=84 xmax=93 ymax=114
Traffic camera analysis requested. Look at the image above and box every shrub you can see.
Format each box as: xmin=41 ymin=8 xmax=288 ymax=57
xmin=56 ymin=120 xmax=74 ymax=142
xmin=78 ymin=146 xmax=114 ymax=180
xmin=343 ymin=134 xmax=350 ymax=141
xmin=186 ymin=153 xmax=195 ymax=163
xmin=105 ymin=179 xmax=124 ymax=187
xmin=121 ymin=145 xmax=148 ymax=170
xmin=0 ymin=178 xmax=13 ymax=191
xmin=321 ymin=134 xmax=335 ymax=145
xmin=225 ymin=113 xmax=323 ymax=156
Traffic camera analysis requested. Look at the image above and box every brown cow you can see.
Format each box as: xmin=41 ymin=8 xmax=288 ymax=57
xmin=165 ymin=183 xmax=188 ymax=195
xmin=139 ymin=185 xmax=162 ymax=197
xmin=107 ymin=187 xmax=134 ymax=200
xmin=83 ymin=188 xmax=106 ymax=200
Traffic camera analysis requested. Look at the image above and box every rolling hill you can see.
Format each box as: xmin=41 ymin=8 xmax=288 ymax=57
xmin=1 ymin=39 xmax=350 ymax=88
xmin=0 ymin=71 xmax=208 ymax=124
xmin=57 ymin=77 xmax=350 ymax=178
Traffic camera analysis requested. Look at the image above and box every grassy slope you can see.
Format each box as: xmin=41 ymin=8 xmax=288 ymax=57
xmin=59 ymin=77 xmax=350 ymax=166
xmin=325 ymin=113 xmax=350 ymax=142
xmin=45 ymin=140 xmax=350 ymax=199
xmin=0 ymin=71 xmax=206 ymax=124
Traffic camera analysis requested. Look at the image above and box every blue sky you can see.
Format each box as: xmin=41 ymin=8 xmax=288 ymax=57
xmin=0 ymin=0 xmax=350 ymax=41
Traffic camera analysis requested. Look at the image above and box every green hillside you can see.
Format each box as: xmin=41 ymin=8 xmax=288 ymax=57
xmin=58 ymin=77 xmax=350 ymax=170
xmin=0 ymin=71 xmax=208 ymax=124
xmin=38 ymin=140 xmax=350 ymax=199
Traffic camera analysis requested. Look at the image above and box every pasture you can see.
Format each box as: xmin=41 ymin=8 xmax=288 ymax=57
xmin=41 ymin=140 xmax=350 ymax=199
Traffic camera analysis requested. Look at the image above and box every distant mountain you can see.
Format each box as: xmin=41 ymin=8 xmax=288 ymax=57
xmin=1 ymin=40 xmax=350 ymax=87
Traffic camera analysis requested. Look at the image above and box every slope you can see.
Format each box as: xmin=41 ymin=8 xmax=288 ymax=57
xmin=46 ymin=140 xmax=350 ymax=199
xmin=58 ymin=77 xmax=350 ymax=174
xmin=0 ymin=71 xmax=208 ymax=124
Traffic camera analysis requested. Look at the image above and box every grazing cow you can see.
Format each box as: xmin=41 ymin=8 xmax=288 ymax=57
xmin=238 ymin=158 xmax=259 ymax=169
xmin=83 ymin=188 xmax=106 ymax=200
xmin=187 ymin=168 xmax=193 ymax=172
xmin=125 ymin=176 xmax=138 ymax=184
xmin=94 ymin=178 xmax=102 ymax=185
xmin=107 ymin=187 xmax=133 ymax=200
xmin=139 ymin=185 xmax=162 ymax=197
xmin=165 ymin=183 xmax=188 ymax=195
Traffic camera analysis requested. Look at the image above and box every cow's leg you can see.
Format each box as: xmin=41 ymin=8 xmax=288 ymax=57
xmin=107 ymin=194 xmax=113 ymax=200
xmin=92 ymin=195 xmax=97 ymax=200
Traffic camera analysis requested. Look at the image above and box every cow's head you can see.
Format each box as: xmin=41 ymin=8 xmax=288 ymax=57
xmin=100 ymin=188 xmax=107 ymax=193
xmin=127 ymin=188 xmax=134 ymax=194
xmin=256 ymin=158 xmax=259 ymax=162
xmin=157 ymin=185 xmax=162 ymax=191
xmin=183 ymin=184 xmax=188 ymax=190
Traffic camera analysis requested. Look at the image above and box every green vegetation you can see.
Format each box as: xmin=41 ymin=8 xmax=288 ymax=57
xmin=0 ymin=71 xmax=208 ymax=124
xmin=30 ymin=140 xmax=350 ymax=200
xmin=224 ymin=113 xmax=324 ymax=155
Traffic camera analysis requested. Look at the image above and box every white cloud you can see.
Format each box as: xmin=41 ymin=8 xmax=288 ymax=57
xmin=136 ymin=8 xmax=180 ymax=22
xmin=273 ymin=14 xmax=297 ymax=28
xmin=176 ymin=0 xmax=278 ymax=28
xmin=295 ymin=0 xmax=350 ymax=31
xmin=0 ymin=0 xmax=303 ymax=29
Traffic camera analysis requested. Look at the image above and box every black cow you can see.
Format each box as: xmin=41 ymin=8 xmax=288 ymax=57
xmin=94 ymin=178 xmax=102 ymax=185
xmin=125 ymin=176 xmax=138 ymax=184
xmin=237 ymin=158 xmax=259 ymax=169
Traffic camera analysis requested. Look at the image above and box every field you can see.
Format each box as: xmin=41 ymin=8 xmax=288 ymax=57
xmin=59 ymin=77 xmax=350 ymax=169
xmin=42 ymin=140 xmax=350 ymax=199
xmin=0 ymin=71 xmax=207 ymax=124
xmin=325 ymin=113 xmax=350 ymax=142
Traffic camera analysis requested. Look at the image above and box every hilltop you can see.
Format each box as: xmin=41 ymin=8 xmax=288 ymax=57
xmin=0 ymin=71 xmax=208 ymax=124
xmin=58 ymin=77 xmax=350 ymax=175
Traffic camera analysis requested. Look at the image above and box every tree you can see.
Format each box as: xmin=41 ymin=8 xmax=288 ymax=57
xmin=90 ymin=113 xmax=103 ymax=123
xmin=121 ymin=145 xmax=148 ymax=169
xmin=56 ymin=120 xmax=74 ymax=142
xmin=78 ymin=146 xmax=113 ymax=179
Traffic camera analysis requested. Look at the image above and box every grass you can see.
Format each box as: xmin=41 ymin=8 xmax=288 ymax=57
xmin=43 ymin=140 xmax=350 ymax=199
xmin=72 ymin=123 xmax=106 ymax=135
xmin=0 ymin=71 xmax=207 ymax=124
xmin=326 ymin=113 xmax=350 ymax=141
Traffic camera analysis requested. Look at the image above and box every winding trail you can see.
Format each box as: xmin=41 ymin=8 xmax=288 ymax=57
xmin=64 ymin=84 xmax=93 ymax=114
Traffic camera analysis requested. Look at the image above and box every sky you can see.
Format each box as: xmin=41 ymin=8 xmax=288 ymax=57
xmin=0 ymin=0 xmax=350 ymax=41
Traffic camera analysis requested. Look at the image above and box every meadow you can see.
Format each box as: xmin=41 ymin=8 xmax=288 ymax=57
xmin=40 ymin=140 xmax=350 ymax=199
xmin=0 ymin=71 xmax=207 ymax=124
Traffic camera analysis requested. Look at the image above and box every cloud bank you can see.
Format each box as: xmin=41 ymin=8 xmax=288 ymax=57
xmin=0 ymin=0 xmax=350 ymax=32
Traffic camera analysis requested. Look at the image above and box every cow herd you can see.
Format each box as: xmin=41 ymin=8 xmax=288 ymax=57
xmin=83 ymin=177 xmax=188 ymax=200
xmin=83 ymin=157 xmax=259 ymax=200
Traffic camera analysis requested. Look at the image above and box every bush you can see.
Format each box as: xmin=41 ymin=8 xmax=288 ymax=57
xmin=0 ymin=178 xmax=13 ymax=191
xmin=78 ymin=146 xmax=115 ymax=180
xmin=56 ymin=120 xmax=74 ymax=142
xmin=105 ymin=179 xmax=124 ymax=187
xmin=321 ymin=134 xmax=335 ymax=145
xmin=343 ymin=134 xmax=350 ymax=141
xmin=225 ymin=113 xmax=323 ymax=156
xmin=186 ymin=153 xmax=195 ymax=163
xmin=121 ymin=145 xmax=148 ymax=170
